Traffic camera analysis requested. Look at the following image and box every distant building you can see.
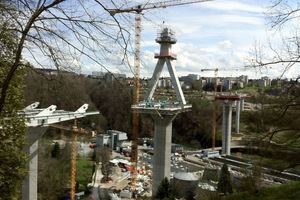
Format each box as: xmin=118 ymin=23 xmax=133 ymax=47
xmin=187 ymin=74 xmax=201 ymax=81
xmin=180 ymin=74 xmax=201 ymax=84
xmin=171 ymin=144 xmax=184 ymax=153
xmin=238 ymin=75 xmax=248 ymax=86
xmin=223 ymin=79 xmax=233 ymax=91
xmin=259 ymin=76 xmax=272 ymax=87
xmin=271 ymin=79 xmax=282 ymax=86
xmin=204 ymin=77 xmax=221 ymax=86
xmin=90 ymin=71 xmax=126 ymax=81
xmin=157 ymin=78 xmax=167 ymax=88
xmin=138 ymin=138 xmax=182 ymax=152
xmin=105 ymin=72 xmax=126 ymax=82
xmin=198 ymin=79 xmax=207 ymax=90
xmin=91 ymin=71 xmax=105 ymax=78
xmin=35 ymin=68 xmax=77 ymax=76
xmin=237 ymin=81 xmax=244 ymax=89
xmin=96 ymin=130 xmax=128 ymax=150
xmin=157 ymin=77 xmax=172 ymax=88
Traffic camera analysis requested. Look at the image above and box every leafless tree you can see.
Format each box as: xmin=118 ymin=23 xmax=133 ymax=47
xmin=246 ymin=1 xmax=300 ymax=79
xmin=99 ymin=146 xmax=113 ymax=181
xmin=242 ymin=1 xmax=300 ymax=171
xmin=0 ymin=0 xmax=140 ymax=113
xmin=38 ymin=141 xmax=72 ymax=200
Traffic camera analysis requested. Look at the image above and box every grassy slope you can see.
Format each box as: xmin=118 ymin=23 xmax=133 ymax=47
xmin=76 ymin=158 xmax=94 ymax=189
xmin=222 ymin=181 xmax=300 ymax=200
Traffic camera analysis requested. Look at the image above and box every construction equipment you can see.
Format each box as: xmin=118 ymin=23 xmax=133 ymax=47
xmin=108 ymin=0 xmax=214 ymax=187
xmin=50 ymin=120 xmax=92 ymax=200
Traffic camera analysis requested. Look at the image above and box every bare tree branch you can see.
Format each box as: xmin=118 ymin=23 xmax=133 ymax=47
xmin=0 ymin=0 xmax=138 ymax=113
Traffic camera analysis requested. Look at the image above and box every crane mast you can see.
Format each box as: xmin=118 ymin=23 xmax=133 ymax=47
xmin=201 ymin=68 xmax=218 ymax=150
xmin=70 ymin=120 xmax=78 ymax=200
xmin=131 ymin=13 xmax=142 ymax=187
xmin=108 ymin=0 xmax=214 ymax=188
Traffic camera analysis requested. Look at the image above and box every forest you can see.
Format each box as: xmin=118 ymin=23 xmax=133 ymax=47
xmin=24 ymin=69 xmax=218 ymax=149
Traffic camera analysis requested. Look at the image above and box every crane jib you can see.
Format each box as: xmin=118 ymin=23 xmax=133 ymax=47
xmin=107 ymin=0 xmax=213 ymax=15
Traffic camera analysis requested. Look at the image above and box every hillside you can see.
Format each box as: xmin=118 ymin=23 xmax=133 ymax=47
xmin=223 ymin=181 xmax=300 ymax=200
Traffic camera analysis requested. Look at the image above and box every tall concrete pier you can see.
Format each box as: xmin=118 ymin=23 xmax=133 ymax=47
xmin=235 ymin=94 xmax=247 ymax=134
xmin=22 ymin=126 xmax=48 ymax=200
xmin=221 ymin=101 xmax=234 ymax=155
xmin=132 ymin=27 xmax=191 ymax=195
xmin=152 ymin=113 xmax=177 ymax=192
xmin=235 ymin=100 xmax=241 ymax=134
xmin=215 ymin=96 xmax=240 ymax=155
xmin=21 ymin=103 xmax=99 ymax=200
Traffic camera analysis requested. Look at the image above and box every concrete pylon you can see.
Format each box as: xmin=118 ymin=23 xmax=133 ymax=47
xmin=22 ymin=127 xmax=48 ymax=200
xmin=240 ymin=98 xmax=244 ymax=111
xmin=151 ymin=114 xmax=177 ymax=195
xmin=131 ymin=27 xmax=191 ymax=196
xmin=235 ymin=100 xmax=241 ymax=134
xmin=222 ymin=101 xmax=234 ymax=155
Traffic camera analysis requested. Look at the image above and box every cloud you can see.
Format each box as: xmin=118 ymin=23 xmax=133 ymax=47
xmin=194 ymin=0 xmax=267 ymax=13
xmin=79 ymin=0 xmax=293 ymax=79
xmin=219 ymin=40 xmax=233 ymax=49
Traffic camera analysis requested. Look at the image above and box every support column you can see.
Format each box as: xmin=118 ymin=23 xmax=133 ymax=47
xmin=151 ymin=114 xmax=177 ymax=195
xmin=222 ymin=101 xmax=233 ymax=155
xmin=240 ymin=98 xmax=244 ymax=111
xmin=235 ymin=100 xmax=241 ymax=134
xmin=22 ymin=126 xmax=48 ymax=200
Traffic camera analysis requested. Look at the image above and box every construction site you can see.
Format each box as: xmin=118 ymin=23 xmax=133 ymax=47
xmin=17 ymin=1 xmax=300 ymax=200
xmin=22 ymin=21 xmax=300 ymax=200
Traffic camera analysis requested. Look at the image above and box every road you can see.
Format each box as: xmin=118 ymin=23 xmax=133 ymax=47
xmin=91 ymin=164 xmax=102 ymax=200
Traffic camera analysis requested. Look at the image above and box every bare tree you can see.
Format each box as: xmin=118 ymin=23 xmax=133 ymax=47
xmin=38 ymin=141 xmax=72 ymax=200
xmin=99 ymin=146 xmax=113 ymax=181
xmin=247 ymin=1 xmax=300 ymax=79
xmin=0 ymin=0 xmax=149 ymax=197
xmin=243 ymin=1 xmax=300 ymax=171
xmin=0 ymin=0 xmax=137 ymax=113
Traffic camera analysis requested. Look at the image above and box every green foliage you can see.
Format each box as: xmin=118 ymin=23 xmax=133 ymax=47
xmin=217 ymin=163 xmax=233 ymax=195
xmin=203 ymin=82 xmax=215 ymax=92
xmin=24 ymin=71 xmax=223 ymax=149
xmin=0 ymin=12 xmax=27 ymax=199
xmin=242 ymin=91 xmax=300 ymax=168
xmin=91 ymin=149 xmax=97 ymax=161
xmin=38 ymin=141 xmax=71 ymax=200
xmin=51 ymin=142 xmax=61 ymax=158
xmin=76 ymin=158 xmax=94 ymax=191
xmin=89 ymin=81 xmax=132 ymax=133
xmin=100 ymin=146 xmax=113 ymax=179
xmin=222 ymin=180 xmax=300 ymax=200
xmin=154 ymin=177 xmax=174 ymax=200
xmin=173 ymin=98 xmax=213 ymax=148
xmin=238 ymin=165 xmax=262 ymax=195
xmin=0 ymin=114 xmax=27 ymax=200
xmin=25 ymin=72 xmax=95 ymax=111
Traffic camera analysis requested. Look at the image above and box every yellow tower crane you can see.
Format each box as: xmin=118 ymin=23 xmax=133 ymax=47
xmin=50 ymin=120 xmax=93 ymax=200
xmin=201 ymin=68 xmax=218 ymax=150
xmin=108 ymin=0 xmax=214 ymax=187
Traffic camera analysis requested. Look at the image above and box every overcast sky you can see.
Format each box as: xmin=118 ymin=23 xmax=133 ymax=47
xmin=103 ymin=0 xmax=297 ymax=80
